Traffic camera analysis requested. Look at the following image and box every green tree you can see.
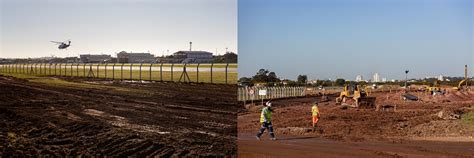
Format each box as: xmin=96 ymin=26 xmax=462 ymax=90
xmin=297 ymin=75 xmax=308 ymax=85
xmin=335 ymin=78 xmax=346 ymax=86
xmin=251 ymin=69 xmax=280 ymax=83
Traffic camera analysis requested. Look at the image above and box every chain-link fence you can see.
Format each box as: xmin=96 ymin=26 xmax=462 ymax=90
xmin=0 ymin=63 xmax=237 ymax=84
xmin=238 ymin=86 xmax=306 ymax=101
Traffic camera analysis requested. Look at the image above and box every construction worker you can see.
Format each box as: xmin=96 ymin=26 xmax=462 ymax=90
xmin=312 ymin=102 xmax=320 ymax=128
xmin=256 ymin=101 xmax=276 ymax=141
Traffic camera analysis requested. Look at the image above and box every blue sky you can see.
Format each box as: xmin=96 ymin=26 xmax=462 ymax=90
xmin=238 ymin=0 xmax=473 ymax=80
xmin=1 ymin=0 xmax=237 ymax=58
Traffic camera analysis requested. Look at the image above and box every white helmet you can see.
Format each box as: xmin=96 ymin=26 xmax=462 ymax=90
xmin=266 ymin=101 xmax=272 ymax=107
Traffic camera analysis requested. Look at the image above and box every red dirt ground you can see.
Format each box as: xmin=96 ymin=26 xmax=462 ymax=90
xmin=0 ymin=75 xmax=237 ymax=157
xmin=238 ymin=89 xmax=474 ymax=157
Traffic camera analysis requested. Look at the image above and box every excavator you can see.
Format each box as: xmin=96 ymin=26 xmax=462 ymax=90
xmin=453 ymin=79 xmax=467 ymax=91
xmin=336 ymin=84 xmax=376 ymax=109
xmin=453 ymin=65 xmax=469 ymax=91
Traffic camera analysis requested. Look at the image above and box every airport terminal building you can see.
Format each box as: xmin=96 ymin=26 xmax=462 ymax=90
xmin=79 ymin=54 xmax=112 ymax=63
xmin=117 ymin=52 xmax=156 ymax=63
xmin=173 ymin=51 xmax=213 ymax=63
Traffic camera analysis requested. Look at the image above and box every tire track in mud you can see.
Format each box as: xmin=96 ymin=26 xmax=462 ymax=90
xmin=0 ymin=76 xmax=236 ymax=157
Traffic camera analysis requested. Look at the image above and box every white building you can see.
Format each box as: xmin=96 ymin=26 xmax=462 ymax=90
xmin=355 ymin=75 xmax=363 ymax=82
xmin=373 ymin=73 xmax=380 ymax=83
xmin=174 ymin=51 xmax=213 ymax=63
xmin=79 ymin=54 xmax=112 ymax=63
xmin=117 ymin=51 xmax=156 ymax=63
xmin=438 ymin=75 xmax=444 ymax=81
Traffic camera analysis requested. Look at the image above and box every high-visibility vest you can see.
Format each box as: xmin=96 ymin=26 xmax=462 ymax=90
xmin=312 ymin=105 xmax=319 ymax=117
xmin=260 ymin=107 xmax=272 ymax=123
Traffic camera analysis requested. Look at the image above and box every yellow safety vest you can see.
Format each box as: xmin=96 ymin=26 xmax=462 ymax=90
xmin=260 ymin=107 xmax=272 ymax=123
xmin=312 ymin=105 xmax=319 ymax=116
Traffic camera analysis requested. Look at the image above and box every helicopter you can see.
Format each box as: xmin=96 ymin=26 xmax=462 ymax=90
xmin=51 ymin=40 xmax=71 ymax=49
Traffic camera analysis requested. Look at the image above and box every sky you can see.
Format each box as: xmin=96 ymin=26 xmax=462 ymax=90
xmin=238 ymin=0 xmax=473 ymax=80
xmin=0 ymin=0 xmax=237 ymax=58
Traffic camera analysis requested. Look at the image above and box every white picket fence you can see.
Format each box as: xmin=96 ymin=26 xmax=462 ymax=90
xmin=238 ymin=86 xmax=306 ymax=101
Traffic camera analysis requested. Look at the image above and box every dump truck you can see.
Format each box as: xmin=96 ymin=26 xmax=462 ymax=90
xmin=336 ymin=84 xmax=376 ymax=108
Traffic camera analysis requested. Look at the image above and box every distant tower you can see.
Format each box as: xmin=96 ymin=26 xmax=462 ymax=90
xmin=356 ymin=75 xmax=363 ymax=82
xmin=465 ymin=65 xmax=468 ymax=87
xmin=373 ymin=73 xmax=380 ymax=83
xmin=189 ymin=42 xmax=192 ymax=51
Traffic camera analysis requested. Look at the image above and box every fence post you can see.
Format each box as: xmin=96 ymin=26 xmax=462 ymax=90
xmin=196 ymin=63 xmax=200 ymax=83
xmin=225 ymin=63 xmax=229 ymax=84
xmin=54 ymin=63 xmax=57 ymax=75
xmin=130 ymin=63 xmax=133 ymax=81
xmin=49 ymin=63 xmax=52 ymax=75
xmin=211 ymin=62 xmax=214 ymax=84
xmin=76 ymin=63 xmax=79 ymax=77
xmin=105 ymin=63 xmax=108 ymax=79
xmin=64 ymin=63 xmax=68 ymax=76
xmin=171 ymin=63 xmax=174 ymax=82
xmin=34 ymin=63 xmax=38 ymax=74
xmin=70 ymin=63 xmax=73 ymax=77
xmin=149 ymin=63 xmax=153 ymax=81
xmin=96 ymin=63 xmax=100 ymax=78
xmin=121 ymin=63 xmax=124 ymax=81
xmin=112 ymin=63 xmax=116 ymax=80
xmin=83 ymin=63 xmax=86 ymax=77
xmin=160 ymin=62 xmax=163 ymax=82
xmin=139 ymin=62 xmax=143 ymax=82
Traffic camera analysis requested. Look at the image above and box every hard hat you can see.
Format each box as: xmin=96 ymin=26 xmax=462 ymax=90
xmin=266 ymin=101 xmax=272 ymax=107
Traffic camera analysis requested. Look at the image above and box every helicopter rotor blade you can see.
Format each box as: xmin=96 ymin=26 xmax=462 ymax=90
xmin=51 ymin=41 xmax=62 ymax=44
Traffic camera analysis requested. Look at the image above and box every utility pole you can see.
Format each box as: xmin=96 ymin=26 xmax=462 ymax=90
xmin=405 ymin=70 xmax=409 ymax=89
xmin=465 ymin=65 xmax=468 ymax=87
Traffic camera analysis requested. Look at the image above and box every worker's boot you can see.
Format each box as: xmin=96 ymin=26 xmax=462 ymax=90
xmin=270 ymin=137 xmax=276 ymax=141
xmin=256 ymin=136 xmax=260 ymax=140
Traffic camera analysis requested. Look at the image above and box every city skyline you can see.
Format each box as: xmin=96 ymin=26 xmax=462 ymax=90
xmin=1 ymin=0 xmax=237 ymax=58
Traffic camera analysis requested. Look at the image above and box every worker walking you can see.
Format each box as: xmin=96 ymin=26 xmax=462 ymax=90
xmin=312 ymin=102 xmax=320 ymax=128
xmin=256 ymin=101 xmax=276 ymax=141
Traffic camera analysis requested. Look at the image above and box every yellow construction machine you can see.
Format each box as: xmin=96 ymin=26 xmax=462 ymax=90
xmin=426 ymin=80 xmax=442 ymax=95
xmin=453 ymin=65 xmax=469 ymax=91
xmin=336 ymin=84 xmax=376 ymax=108
xmin=453 ymin=79 xmax=467 ymax=91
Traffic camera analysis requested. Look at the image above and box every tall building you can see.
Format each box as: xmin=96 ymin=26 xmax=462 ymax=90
xmin=373 ymin=73 xmax=380 ymax=82
xmin=355 ymin=75 xmax=363 ymax=82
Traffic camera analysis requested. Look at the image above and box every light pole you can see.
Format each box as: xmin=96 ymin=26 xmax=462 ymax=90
xmin=405 ymin=70 xmax=409 ymax=89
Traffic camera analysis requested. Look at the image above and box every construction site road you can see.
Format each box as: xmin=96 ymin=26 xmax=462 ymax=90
xmin=0 ymin=75 xmax=237 ymax=157
xmin=238 ymin=134 xmax=474 ymax=158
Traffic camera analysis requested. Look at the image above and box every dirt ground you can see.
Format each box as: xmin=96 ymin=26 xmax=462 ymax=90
xmin=238 ymin=89 xmax=474 ymax=157
xmin=0 ymin=75 xmax=237 ymax=157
